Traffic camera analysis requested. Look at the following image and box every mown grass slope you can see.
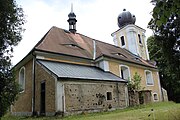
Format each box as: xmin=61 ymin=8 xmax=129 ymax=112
xmin=2 ymin=102 xmax=180 ymax=120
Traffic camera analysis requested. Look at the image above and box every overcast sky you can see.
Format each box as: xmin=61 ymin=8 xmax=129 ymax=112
xmin=12 ymin=0 xmax=154 ymax=65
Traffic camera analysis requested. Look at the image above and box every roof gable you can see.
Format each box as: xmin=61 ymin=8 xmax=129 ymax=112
xmin=35 ymin=26 xmax=93 ymax=59
xmin=34 ymin=26 xmax=156 ymax=68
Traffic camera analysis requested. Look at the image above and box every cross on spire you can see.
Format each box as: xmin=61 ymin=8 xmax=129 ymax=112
xmin=71 ymin=3 xmax=73 ymax=13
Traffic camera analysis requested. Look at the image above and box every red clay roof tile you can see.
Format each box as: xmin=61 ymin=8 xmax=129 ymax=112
xmin=35 ymin=26 xmax=156 ymax=68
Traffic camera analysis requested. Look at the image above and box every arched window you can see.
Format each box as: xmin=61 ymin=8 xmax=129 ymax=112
xmin=120 ymin=65 xmax=130 ymax=80
xmin=19 ymin=67 xmax=25 ymax=92
xmin=138 ymin=34 xmax=142 ymax=44
xmin=153 ymin=93 xmax=158 ymax=101
xmin=120 ymin=36 xmax=125 ymax=47
xmin=145 ymin=70 xmax=154 ymax=85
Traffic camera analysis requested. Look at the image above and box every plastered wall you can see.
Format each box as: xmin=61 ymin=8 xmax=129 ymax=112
xmin=109 ymin=60 xmax=162 ymax=101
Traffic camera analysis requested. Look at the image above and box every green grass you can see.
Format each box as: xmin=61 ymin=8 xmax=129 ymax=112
xmin=2 ymin=102 xmax=180 ymax=120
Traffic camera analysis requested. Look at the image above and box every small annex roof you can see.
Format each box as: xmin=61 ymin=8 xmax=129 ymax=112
xmin=38 ymin=60 xmax=127 ymax=82
xmin=34 ymin=26 xmax=156 ymax=68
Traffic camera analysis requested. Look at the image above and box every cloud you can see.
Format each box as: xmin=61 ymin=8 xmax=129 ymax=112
xmin=12 ymin=0 xmax=154 ymax=65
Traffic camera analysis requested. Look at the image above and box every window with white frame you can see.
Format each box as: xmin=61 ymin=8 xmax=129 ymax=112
xmin=19 ymin=67 xmax=25 ymax=92
xmin=120 ymin=65 xmax=130 ymax=80
xmin=145 ymin=70 xmax=154 ymax=85
xmin=138 ymin=34 xmax=142 ymax=44
xmin=153 ymin=93 xmax=158 ymax=101
xmin=120 ymin=36 xmax=125 ymax=47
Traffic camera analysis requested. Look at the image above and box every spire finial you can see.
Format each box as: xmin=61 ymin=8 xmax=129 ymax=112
xmin=71 ymin=3 xmax=73 ymax=13
xmin=67 ymin=3 xmax=77 ymax=34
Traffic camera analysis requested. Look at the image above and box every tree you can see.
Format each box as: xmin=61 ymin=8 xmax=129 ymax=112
xmin=147 ymin=36 xmax=180 ymax=102
xmin=128 ymin=72 xmax=143 ymax=106
xmin=0 ymin=0 xmax=25 ymax=117
xmin=128 ymin=72 xmax=142 ymax=92
xmin=148 ymin=0 xmax=180 ymax=102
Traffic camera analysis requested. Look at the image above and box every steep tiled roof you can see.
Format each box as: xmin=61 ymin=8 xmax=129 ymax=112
xmin=35 ymin=26 xmax=156 ymax=68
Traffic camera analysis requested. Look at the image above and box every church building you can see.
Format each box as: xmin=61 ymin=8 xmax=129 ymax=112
xmin=11 ymin=8 xmax=163 ymax=116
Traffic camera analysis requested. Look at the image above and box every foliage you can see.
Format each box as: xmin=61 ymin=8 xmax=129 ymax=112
xmin=148 ymin=0 xmax=180 ymax=102
xmin=0 ymin=69 xmax=19 ymax=118
xmin=0 ymin=0 xmax=25 ymax=117
xmin=128 ymin=72 xmax=142 ymax=91
xmin=149 ymin=0 xmax=180 ymax=27
xmin=147 ymin=36 xmax=180 ymax=102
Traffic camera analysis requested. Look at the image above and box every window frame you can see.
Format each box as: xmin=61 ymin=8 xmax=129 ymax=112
xmin=19 ymin=66 xmax=25 ymax=93
xmin=145 ymin=70 xmax=154 ymax=86
xmin=153 ymin=93 xmax=159 ymax=101
xmin=120 ymin=36 xmax=126 ymax=48
xmin=119 ymin=65 xmax=131 ymax=80
xmin=138 ymin=34 xmax=142 ymax=44
xmin=106 ymin=91 xmax=112 ymax=101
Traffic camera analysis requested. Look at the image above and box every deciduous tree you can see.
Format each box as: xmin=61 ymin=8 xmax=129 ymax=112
xmin=148 ymin=0 xmax=180 ymax=102
xmin=0 ymin=0 xmax=25 ymax=117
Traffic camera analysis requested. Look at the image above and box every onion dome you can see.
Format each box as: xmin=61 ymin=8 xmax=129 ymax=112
xmin=68 ymin=11 xmax=76 ymax=19
xmin=117 ymin=9 xmax=136 ymax=28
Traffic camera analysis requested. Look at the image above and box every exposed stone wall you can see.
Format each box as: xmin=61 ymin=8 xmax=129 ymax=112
xmin=35 ymin=63 xmax=56 ymax=115
xmin=129 ymin=91 xmax=139 ymax=106
xmin=63 ymin=80 xmax=127 ymax=114
xmin=12 ymin=60 xmax=33 ymax=115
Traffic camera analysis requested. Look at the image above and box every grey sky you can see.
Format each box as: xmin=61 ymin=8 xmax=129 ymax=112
xmin=13 ymin=0 xmax=154 ymax=65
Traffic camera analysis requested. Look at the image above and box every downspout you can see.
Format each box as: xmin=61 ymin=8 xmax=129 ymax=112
xmin=32 ymin=52 xmax=36 ymax=116
xmin=93 ymin=40 xmax=96 ymax=60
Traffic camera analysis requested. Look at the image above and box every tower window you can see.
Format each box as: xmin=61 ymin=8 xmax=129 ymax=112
xmin=107 ymin=92 xmax=112 ymax=100
xmin=120 ymin=36 xmax=125 ymax=47
xmin=138 ymin=34 xmax=142 ymax=44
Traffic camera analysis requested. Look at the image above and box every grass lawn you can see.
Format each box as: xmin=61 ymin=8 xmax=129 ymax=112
xmin=2 ymin=102 xmax=180 ymax=120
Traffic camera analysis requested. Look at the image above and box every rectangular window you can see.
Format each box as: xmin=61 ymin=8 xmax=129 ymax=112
xmin=121 ymin=36 xmax=125 ymax=47
xmin=107 ymin=92 xmax=112 ymax=100
xmin=145 ymin=70 xmax=154 ymax=85
xmin=120 ymin=65 xmax=130 ymax=80
xmin=138 ymin=34 xmax=142 ymax=44
xmin=121 ymin=69 xmax=124 ymax=79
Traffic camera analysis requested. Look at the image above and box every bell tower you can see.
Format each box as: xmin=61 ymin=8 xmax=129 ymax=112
xmin=111 ymin=9 xmax=149 ymax=60
xmin=67 ymin=4 xmax=77 ymax=34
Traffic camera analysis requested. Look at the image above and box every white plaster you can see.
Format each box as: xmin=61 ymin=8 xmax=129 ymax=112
xmin=126 ymin=31 xmax=138 ymax=55
xmin=36 ymin=55 xmax=45 ymax=59
xmin=93 ymin=40 xmax=96 ymax=60
xmin=113 ymin=34 xmax=118 ymax=46
xmin=157 ymin=72 xmax=162 ymax=101
xmin=99 ymin=60 xmax=109 ymax=72
xmin=56 ymin=81 xmax=64 ymax=112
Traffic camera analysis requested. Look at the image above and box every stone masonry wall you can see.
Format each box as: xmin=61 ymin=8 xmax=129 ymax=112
xmin=12 ymin=60 xmax=33 ymax=115
xmin=35 ymin=63 xmax=56 ymax=115
xmin=64 ymin=80 xmax=127 ymax=113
